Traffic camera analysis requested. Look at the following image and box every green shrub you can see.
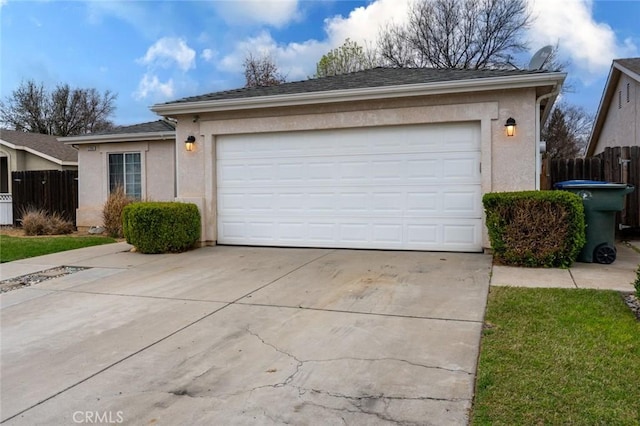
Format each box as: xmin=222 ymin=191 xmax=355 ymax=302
xmin=634 ymin=265 xmax=640 ymax=298
xmin=102 ymin=186 xmax=132 ymax=238
xmin=123 ymin=202 xmax=200 ymax=254
xmin=21 ymin=208 xmax=74 ymax=236
xmin=483 ymin=191 xmax=586 ymax=268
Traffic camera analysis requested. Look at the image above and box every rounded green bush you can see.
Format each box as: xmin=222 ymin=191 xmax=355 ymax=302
xmin=123 ymin=202 xmax=201 ymax=254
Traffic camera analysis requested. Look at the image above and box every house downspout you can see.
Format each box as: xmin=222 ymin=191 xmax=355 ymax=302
xmin=535 ymin=85 xmax=561 ymax=190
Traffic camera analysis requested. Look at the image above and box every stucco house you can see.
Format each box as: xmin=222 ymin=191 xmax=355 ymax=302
xmin=586 ymin=57 xmax=640 ymax=156
xmin=150 ymin=67 xmax=565 ymax=252
xmin=60 ymin=120 xmax=176 ymax=230
xmin=0 ymin=129 xmax=78 ymax=194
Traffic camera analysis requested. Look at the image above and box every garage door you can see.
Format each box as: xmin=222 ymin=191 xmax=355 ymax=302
xmin=216 ymin=122 xmax=482 ymax=251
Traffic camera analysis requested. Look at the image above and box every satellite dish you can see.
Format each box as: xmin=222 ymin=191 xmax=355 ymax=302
xmin=528 ymin=45 xmax=553 ymax=70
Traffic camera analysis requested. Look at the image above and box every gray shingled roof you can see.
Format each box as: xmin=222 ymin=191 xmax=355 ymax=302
xmin=615 ymin=57 xmax=640 ymax=76
xmin=0 ymin=129 xmax=78 ymax=163
xmin=92 ymin=120 xmax=175 ymax=135
xmin=162 ymin=67 xmax=551 ymax=105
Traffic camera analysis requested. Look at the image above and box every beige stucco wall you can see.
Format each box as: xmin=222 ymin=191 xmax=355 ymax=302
xmin=172 ymin=88 xmax=539 ymax=249
xmin=594 ymin=75 xmax=640 ymax=154
xmin=76 ymin=140 xmax=176 ymax=228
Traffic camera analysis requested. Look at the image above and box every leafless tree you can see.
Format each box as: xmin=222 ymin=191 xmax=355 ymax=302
xmin=243 ymin=53 xmax=286 ymax=88
xmin=378 ymin=0 xmax=530 ymax=69
xmin=0 ymin=80 xmax=116 ymax=136
xmin=542 ymin=103 xmax=593 ymax=159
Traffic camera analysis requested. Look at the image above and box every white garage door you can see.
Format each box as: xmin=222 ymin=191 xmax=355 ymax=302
xmin=217 ymin=122 xmax=483 ymax=252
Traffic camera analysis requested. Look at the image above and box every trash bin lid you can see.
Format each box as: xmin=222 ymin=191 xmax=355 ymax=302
xmin=554 ymin=180 xmax=628 ymax=189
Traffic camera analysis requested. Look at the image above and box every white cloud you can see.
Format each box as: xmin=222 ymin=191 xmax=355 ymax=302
xmin=213 ymin=0 xmax=300 ymax=28
xmin=527 ymin=0 xmax=638 ymax=79
xmin=201 ymin=48 xmax=216 ymax=62
xmin=217 ymin=0 xmax=412 ymax=82
xmin=323 ymin=0 xmax=412 ymax=47
xmin=219 ymin=31 xmax=328 ymax=81
xmin=134 ymin=73 xmax=174 ymax=100
xmin=138 ymin=37 xmax=196 ymax=72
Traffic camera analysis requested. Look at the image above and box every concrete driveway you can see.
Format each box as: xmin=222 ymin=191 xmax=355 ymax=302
xmin=1 ymin=244 xmax=491 ymax=425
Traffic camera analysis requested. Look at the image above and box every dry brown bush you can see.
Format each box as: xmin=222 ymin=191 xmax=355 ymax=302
xmin=103 ymin=186 xmax=133 ymax=238
xmin=21 ymin=208 xmax=73 ymax=236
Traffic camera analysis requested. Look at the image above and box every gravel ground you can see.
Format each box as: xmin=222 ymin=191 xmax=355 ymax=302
xmin=0 ymin=266 xmax=88 ymax=293
xmin=624 ymin=293 xmax=640 ymax=321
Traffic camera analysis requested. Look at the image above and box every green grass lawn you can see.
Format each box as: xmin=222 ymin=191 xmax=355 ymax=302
xmin=0 ymin=235 xmax=116 ymax=263
xmin=472 ymin=287 xmax=640 ymax=425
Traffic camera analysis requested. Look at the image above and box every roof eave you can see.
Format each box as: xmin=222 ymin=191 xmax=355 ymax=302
xmin=59 ymin=131 xmax=176 ymax=145
xmin=614 ymin=61 xmax=640 ymax=83
xmin=586 ymin=64 xmax=621 ymax=157
xmin=151 ymin=72 xmax=567 ymax=116
xmin=0 ymin=139 xmax=73 ymax=165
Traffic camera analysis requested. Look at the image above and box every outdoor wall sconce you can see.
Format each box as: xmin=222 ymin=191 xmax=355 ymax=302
xmin=505 ymin=117 xmax=516 ymax=137
xmin=185 ymin=135 xmax=196 ymax=151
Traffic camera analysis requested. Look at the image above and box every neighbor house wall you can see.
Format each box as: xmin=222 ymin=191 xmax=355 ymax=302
xmin=75 ymin=139 xmax=175 ymax=229
xmin=594 ymin=75 xmax=640 ymax=154
xmin=0 ymin=145 xmax=72 ymax=193
xmin=173 ymin=88 xmax=538 ymax=248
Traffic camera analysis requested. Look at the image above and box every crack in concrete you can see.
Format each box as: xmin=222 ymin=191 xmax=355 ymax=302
xmin=292 ymin=391 xmax=427 ymax=426
xmin=234 ymin=328 xmax=468 ymax=425
xmin=302 ymin=357 xmax=473 ymax=375
xmin=245 ymin=327 xmax=304 ymax=389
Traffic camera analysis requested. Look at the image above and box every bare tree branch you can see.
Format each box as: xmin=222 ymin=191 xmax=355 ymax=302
xmin=0 ymin=80 xmax=116 ymax=136
xmin=243 ymin=53 xmax=286 ymax=88
xmin=379 ymin=0 xmax=530 ymax=69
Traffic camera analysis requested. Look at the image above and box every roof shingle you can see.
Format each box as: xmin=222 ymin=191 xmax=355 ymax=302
xmin=163 ymin=67 xmax=552 ymax=105
xmin=0 ymin=129 xmax=78 ymax=162
xmin=615 ymin=57 xmax=640 ymax=76
xmin=91 ymin=120 xmax=176 ymax=135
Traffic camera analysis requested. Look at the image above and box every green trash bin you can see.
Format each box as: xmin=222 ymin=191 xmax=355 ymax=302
xmin=554 ymin=180 xmax=634 ymax=264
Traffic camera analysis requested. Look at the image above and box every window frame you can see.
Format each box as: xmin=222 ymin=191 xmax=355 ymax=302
xmin=107 ymin=151 xmax=143 ymax=200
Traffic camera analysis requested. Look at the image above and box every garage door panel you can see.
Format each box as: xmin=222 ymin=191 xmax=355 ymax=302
xmin=219 ymin=185 xmax=481 ymax=218
xmin=217 ymin=123 xmax=482 ymax=252
xmin=219 ymin=152 xmax=479 ymax=187
xmin=217 ymin=123 xmax=480 ymax=159
xmin=217 ymin=217 xmax=481 ymax=251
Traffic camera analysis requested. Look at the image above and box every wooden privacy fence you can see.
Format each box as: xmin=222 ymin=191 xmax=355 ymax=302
xmin=11 ymin=170 xmax=78 ymax=227
xmin=542 ymin=146 xmax=640 ymax=228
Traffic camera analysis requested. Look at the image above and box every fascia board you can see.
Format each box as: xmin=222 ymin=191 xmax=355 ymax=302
xmin=614 ymin=61 xmax=640 ymax=83
xmin=1 ymin=139 xmax=68 ymax=165
xmin=0 ymin=139 xmax=17 ymax=150
xmin=60 ymin=131 xmax=176 ymax=145
xmin=151 ymin=73 xmax=567 ymax=115
xmin=19 ymin=146 xmax=65 ymax=165
xmin=586 ymin=65 xmax=620 ymax=156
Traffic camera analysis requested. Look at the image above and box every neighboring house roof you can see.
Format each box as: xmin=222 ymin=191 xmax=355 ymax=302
xmin=586 ymin=57 xmax=640 ymax=156
xmin=60 ymin=120 xmax=176 ymax=145
xmin=151 ymin=67 xmax=566 ymax=117
xmin=0 ymin=129 xmax=78 ymax=166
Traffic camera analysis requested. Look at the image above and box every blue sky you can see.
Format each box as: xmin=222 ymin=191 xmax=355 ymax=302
xmin=1 ymin=0 xmax=639 ymax=126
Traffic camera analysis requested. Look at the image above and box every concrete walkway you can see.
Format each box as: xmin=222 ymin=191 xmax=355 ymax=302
xmin=1 ymin=244 xmax=492 ymax=425
xmin=491 ymin=242 xmax=640 ymax=292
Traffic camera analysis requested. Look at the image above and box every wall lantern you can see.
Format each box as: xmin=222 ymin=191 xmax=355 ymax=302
xmin=505 ymin=117 xmax=516 ymax=137
xmin=185 ymin=135 xmax=196 ymax=151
